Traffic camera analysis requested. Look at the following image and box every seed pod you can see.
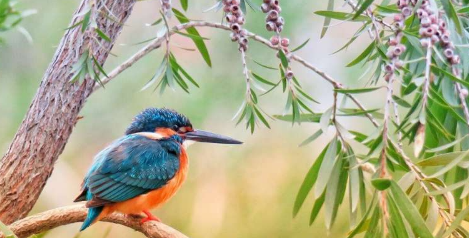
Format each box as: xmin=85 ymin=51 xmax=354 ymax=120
xmin=451 ymin=55 xmax=460 ymax=65
xmin=231 ymin=0 xmax=240 ymax=4
xmin=231 ymin=23 xmax=240 ymax=32
xmin=395 ymin=60 xmax=404 ymax=69
xmin=239 ymin=37 xmax=248 ymax=45
xmin=265 ymin=21 xmax=276 ymax=31
xmin=263 ymin=0 xmax=270 ymax=3
xmin=277 ymin=25 xmax=283 ymax=32
xmin=223 ymin=6 xmax=230 ymax=12
xmin=461 ymin=88 xmax=468 ymax=98
xmin=394 ymin=21 xmax=404 ymax=29
xmin=270 ymin=35 xmax=279 ymax=45
xmin=393 ymin=46 xmax=403 ymax=56
xmin=389 ymin=37 xmax=398 ymax=46
xmin=439 ymin=21 xmax=447 ymax=30
xmin=401 ymin=7 xmax=412 ymax=17
xmin=239 ymin=44 xmax=248 ymax=52
xmin=384 ymin=64 xmax=394 ymax=73
xmin=416 ymin=9 xmax=427 ymax=18
xmin=444 ymin=48 xmax=454 ymax=58
xmin=429 ymin=15 xmax=437 ymax=24
xmin=425 ymin=27 xmax=435 ymax=37
xmin=420 ymin=38 xmax=430 ymax=47
xmin=276 ymin=17 xmax=285 ymax=26
xmin=261 ymin=3 xmax=270 ymax=13
xmin=230 ymin=33 xmax=238 ymax=42
xmin=394 ymin=14 xmax=404 ymax=22
xmin=230 ymin=5 xmax=239 ymax=14
xmin=270 ymin=0 xmax=279 ymax=7
xmin=239 ymin=29 xmax=247 ymax=36
xmin=281 ymin=38 xmax=290 ymax=47
xmin=430 ymin=35 xmax=439 ymax=44
xmin=267 ymin=10 xmax=279 ymax=20
xmin=226 ymin=14 xmax=236 ymax=23
xmin=286 ymin=70 xmax=294 ymax=78
xmin=441 ymin=34 xmax=450 ymax=44
xmin=421 ymin=17 xmax=431 ymax=27
xmin=386 ymin=49 xmax=394 ymax=58
xmin=237 ymin=16 xmax=245 ymax=24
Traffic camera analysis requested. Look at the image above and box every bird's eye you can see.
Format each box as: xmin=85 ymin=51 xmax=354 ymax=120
xmin=172 ymin=125 xmax=179 ymax=131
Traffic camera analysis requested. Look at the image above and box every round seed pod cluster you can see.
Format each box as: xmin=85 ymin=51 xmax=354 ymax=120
xmin=416 ymin=0 xmax=440 ymax=48
xmin=160 ymin=0 xmax=171 ymax=16
xmin=434 ymin=15 xmax=460 ymax=67
xmin=384 ymin=0 xmax=411 ymax=81
xmin=261 ymin=0 xmax=284 ymax=33
xmin=224 ymin=0 xmax=248 ymax=52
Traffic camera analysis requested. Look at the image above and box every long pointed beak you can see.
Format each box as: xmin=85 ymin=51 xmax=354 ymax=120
xmin=184 ymin=130 xmax=243 ymax=144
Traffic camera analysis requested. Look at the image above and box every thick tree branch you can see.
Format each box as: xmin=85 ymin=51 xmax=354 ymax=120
xmin=0 ymin=205 xmax=188 ymax=238
xmin=0 ymin=0 xmax=136 ymax=224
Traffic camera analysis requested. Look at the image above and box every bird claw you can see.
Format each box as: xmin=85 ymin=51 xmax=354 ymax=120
xmin=140 ymin=210 xmax=161 ymax=223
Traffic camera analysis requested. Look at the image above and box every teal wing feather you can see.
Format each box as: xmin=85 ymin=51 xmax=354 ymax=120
xmin=77 ymin=134 xmax=181 ymax=207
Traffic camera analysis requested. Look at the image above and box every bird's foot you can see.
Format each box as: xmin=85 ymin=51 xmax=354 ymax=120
xmin=141 ymin=210 xmax=161 ymax=223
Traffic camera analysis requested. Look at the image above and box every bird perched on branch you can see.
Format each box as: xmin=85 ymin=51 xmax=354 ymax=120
xmin=75 ymin=108 xmax=242 ymax=231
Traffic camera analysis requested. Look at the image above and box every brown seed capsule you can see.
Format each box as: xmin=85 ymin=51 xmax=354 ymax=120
xmin=261 ymin=3 xmax=270 ymax=13
xmin=394 ymin=21 xmax=404 ymax=29
xmin=231 ymin=0 xmax=240 ymax=5
xmin=461 ymin=88 xmax=468 ymax=98
xmin=444 ymin=48 xmax=454 ymax=58
xmin=239 ymin=29 xmax=247 ymax=36
xmin=281 ymin=38 xmax=290 ymax=47
xmin=394 ymin=14 xmax=403 ymax=22
xmin=263 ymin=0 xmax=270 ymax=3
xmin=230 ymin=32 xmax=238 ymax=42
xmin=421 ymin=17 xmax=431 ymax=27
xmin=389 ymin=37 xmax=398 ymax=46
xmin=237 ymin=16 xmax=245 ymax=24
xmin=393 ymin=47 xmax=403 ymax=56
xmin=425 ymin=27 xmax=435 ymax=36
xmin=451 ymin=55 xmax=460 ymax=65
xmin=266 ymin=22 xmax=276 ymax=31
xmin=276 ymin=17 xmax=285 ymax=26
xmin=416 ymin=9 xmax=427 ymax=18
xmin=401 ymin=7 xmax=412 ymax=17
xmin=231 ymin=23 xmax=240 ymax=32
xmin=286 ymin=70 xmax=294 ymax=79
xmin=384 ymin=64 xmax=394 ymax=73
xmin=395 ymin=60 xmax=404 ymax=69
xmin=267 ymin=10 xmax=279 ymax=20
xmin=270 ymin=35 xmax=279 ymax=45
xmin=230 ymin=5 xmax=239 ymax=14
xmin=420 ymin=38 xmax=430 ymax=47
xmin=226 ymin=14 xmax=236 ymax=23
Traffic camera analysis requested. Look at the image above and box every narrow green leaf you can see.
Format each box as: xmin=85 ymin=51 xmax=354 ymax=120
xmin=443 ymin=204 xmax=469 ymax=237
xmin=291 ymin=38 xmax=310 ymax=52
xmin=309 ymin=191 xmax=326 ymax=225
xmin=314 ymin=138 xmax=339 ymax=197
xmin=252 ymin=59 xmax=277 ymax=70
xmin=180 ymin=0 xmax=188 ymax=11
xmin=353 ymin=0 xmax=373 ymax=20
xmin=392 ymin=95 xmax=411 ymax=108
xmin=346 ymin=41 xmax=375 ymax=67
xmin=293 ymin=144 xmax=329 ymax=216
xmin=371 ymin=178 xmax=391 ymax=191
xmin=95 ymin=28 xmax=111 ymax=42
xmin=320 ymin=0 xmax=334 ymax=38
xmin=253 ymin=106 xmax=270 ymax=129
xmin=432 ymin=65 xmax=469 ymax=88
xmin=428 ymin=150 xmax=469 ymax=178
xmin=387 ymin=194 xmax=409 ymax=238
xmin=335 ymin=86 xmax=381 ymax=94
xmin=174 ymin=30 xmax=210 ymax=40
xmin=252 ymin=72 xmax=276 ymax=86
xmin=81 ymin=10 xmax=91 ymax=32
xmin=300 ymin=129 xmax=323 ymax=147
xmin=320 ymin=107 xmax=333 ymax=133
xmin=314 ymin=11 xmax=370 ymax=22
xmin=172 ymin=9 xmax=212 ymax=67
xmin=274 ymin=113 xmax=322 ymax=123
xmin=427 ymin=134 xmax=469 ymax=153
xmin=278 ymin=50 xmax=288 ymax=68
xmin=389 ymin=181 xmax=433 ymax=238
xmin=441 ymin=0 xmax=462 ymax=34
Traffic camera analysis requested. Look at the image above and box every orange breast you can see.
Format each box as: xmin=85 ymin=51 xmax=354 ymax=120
xmin=97 ymin=148 xmax=189 ymax=219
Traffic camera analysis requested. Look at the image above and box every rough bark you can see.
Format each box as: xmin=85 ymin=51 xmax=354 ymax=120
xmin=0 ymin=205 xmax=188 ymax=238
xmin=0 ymin=0 xmax=136 ymax=224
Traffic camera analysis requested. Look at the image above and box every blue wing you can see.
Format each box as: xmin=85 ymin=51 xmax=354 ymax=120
xmin=75 ymin=134 xmax=181 ymax=207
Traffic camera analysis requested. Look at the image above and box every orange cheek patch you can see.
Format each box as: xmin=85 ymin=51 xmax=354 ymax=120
xmin=155 ymin=128 xmax=177 ymax=137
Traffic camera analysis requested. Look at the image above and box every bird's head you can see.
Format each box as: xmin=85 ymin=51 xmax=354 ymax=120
xmin=125 ymin=108 xmax=242 ymax=145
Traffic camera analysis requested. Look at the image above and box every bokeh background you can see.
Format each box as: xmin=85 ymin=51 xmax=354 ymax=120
xmin=0 ymin=0 xmax=377 ymax=237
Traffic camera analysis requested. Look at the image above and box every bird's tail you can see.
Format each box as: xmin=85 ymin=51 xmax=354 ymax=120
xmin=80 ymin=206 xmax=103 ymax=231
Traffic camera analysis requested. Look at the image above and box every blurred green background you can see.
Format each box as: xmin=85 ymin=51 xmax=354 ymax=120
xmin=0 ymin=0 xmax=376 ymax=237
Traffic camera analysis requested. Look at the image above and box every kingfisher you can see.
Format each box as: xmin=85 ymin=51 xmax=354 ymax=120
xmin=74 ymin=108 xmax=242 ymax=231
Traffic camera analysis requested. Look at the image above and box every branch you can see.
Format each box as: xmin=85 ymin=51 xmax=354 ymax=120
xmin=1 ymin=204 xmax=188 ymax=238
